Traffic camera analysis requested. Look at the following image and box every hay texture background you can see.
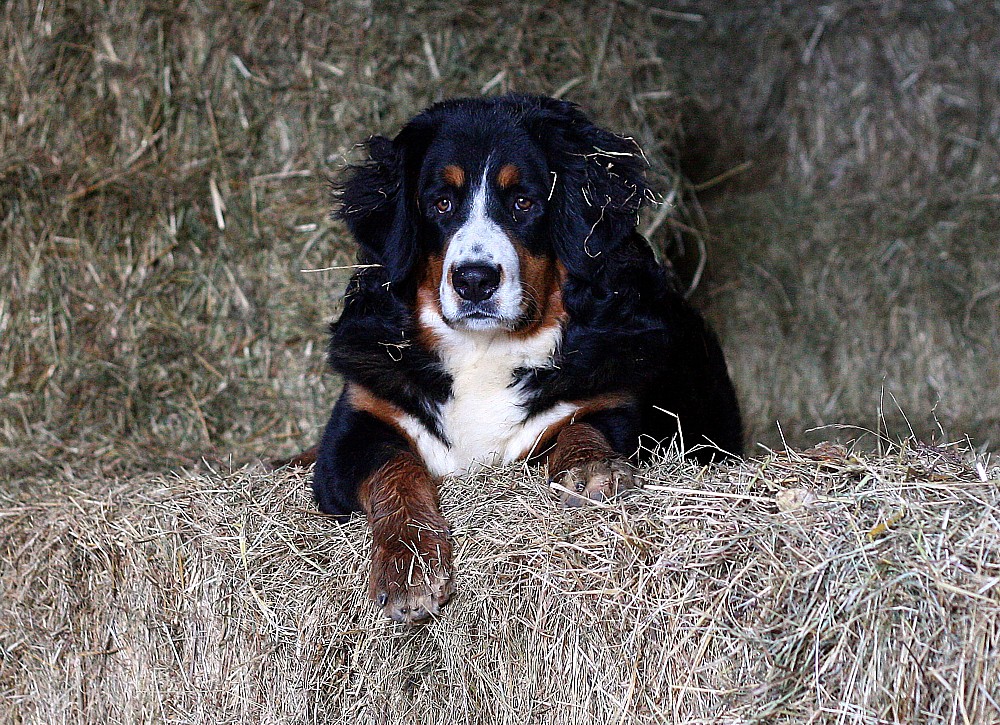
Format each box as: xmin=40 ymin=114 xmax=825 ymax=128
xmin=3 ymin=443 xmax=999 ymax=723
xmin=2 ymin=1 xmax=1000 ymax=723
xmin=2 ymin=0 xmax=999 ymax=482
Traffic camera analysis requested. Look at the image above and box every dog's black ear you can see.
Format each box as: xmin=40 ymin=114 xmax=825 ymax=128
xmin=334 ymin=118 xmax=436 ymax=286
xmin=520 ymin=97 xmax=650 ymax=280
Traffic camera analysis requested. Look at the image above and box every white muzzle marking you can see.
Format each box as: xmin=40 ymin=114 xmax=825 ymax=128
xmin=439 ymin=172 xmax=521 ymax=329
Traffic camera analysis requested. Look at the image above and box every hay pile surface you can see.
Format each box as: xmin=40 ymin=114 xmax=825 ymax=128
xmin=3 ymin=3 xmax=999 ymax=720
xmin=3 ymin=443 xmax=997 ymax=723
xmin=4 ymin=1 xmax=999 ymax=489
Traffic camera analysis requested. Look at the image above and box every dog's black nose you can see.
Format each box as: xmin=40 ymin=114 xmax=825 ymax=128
xmin=452 ymin=263 xmax=501 ymax=302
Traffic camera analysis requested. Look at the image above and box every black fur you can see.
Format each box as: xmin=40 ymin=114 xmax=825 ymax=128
xmin=326 ymin=268 xmax=451 ymax=434
xmin=313 ymin=94 xmax=742 ymax=516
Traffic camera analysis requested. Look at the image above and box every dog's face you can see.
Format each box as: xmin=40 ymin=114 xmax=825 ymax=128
xmin=416 ymin=123 xmax=556 ymax=332
xmin=335 ymin=95 xmax=650 ymax=331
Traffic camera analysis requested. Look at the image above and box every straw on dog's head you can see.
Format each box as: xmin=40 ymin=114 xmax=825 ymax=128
xmin=335 ymin=94 xmax=649 ymax=335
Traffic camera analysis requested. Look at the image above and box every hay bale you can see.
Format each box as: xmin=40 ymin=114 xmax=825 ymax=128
xmin=656 ymin=2 xmax=1000 ymax=450
xmin=3 ymin=443 xmax=997 ymax=723
xmin=3 ymin=0 xmax=998 ymax=479
xmin=0 ymin=0 xmax=695 ymax=482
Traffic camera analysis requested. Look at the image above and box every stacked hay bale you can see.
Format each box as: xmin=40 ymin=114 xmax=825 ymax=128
xmin=2 ymin=1 xmax=997 ymax=472
xmin=3 ymin=444 xmax=997 ymax=723
xmin=3 ymin=2 xmax=998 ymax=721
xmin=655 ymin=2 xmax=1000 ymax=449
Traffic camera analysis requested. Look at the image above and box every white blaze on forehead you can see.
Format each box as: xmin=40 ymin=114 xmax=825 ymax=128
xmin=439 ymin=166 xmax=522 ymax=323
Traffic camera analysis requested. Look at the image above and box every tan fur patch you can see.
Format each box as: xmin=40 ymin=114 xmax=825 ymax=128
xmin=442 ymin=164 xmax=465 ymax=188
xmin=497 ymin=163 xmax=520 ymax=189
xmin=511 ymin=256 xmax=567 ymax=339
xmin=357 ymin=451 xmax=442 ymax=526
xmin=518 ymin=392 xmax=635 ymax=463
xmin=546 ymin=422 xmax=618 ymax=475
xmin=357 ymin=451 xmax=453 ymax=620
xmin=415 ymin=254 xmax=445 ymax=351
xmin=347 ymin=383 xmax=408 ymax=438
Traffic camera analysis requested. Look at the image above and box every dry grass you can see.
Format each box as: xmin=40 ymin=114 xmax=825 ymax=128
xmin=3 ymin=2 xmax=1000 ymax=721
xmin=2 ymin=441 xmax=998 ymax=723
xmin=669 ymin=1 xmax=1000 ymax=451
xmin=0 ymin=0 xmax=695 ymax=488
xmin=707 ymin=194 xmax=1000 ymax=452
xmin=3 ymin=2 xmax=997 ymax=485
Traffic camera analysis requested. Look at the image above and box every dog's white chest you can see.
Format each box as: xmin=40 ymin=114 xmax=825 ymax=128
xmin=401 ymin=312 xmax=576 ymax=477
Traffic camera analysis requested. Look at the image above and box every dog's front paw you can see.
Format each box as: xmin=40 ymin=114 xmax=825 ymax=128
xmin=369 ymin=524 xmax=454 ymax=625
xmin=554 ymin=458 xmax=636 ymax=507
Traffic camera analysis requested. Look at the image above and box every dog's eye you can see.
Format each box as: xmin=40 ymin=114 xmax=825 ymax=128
xmin=513 ymin=196 xmax=533 ymax=213
xmin=434 ymin=197 xmax=453 ymax=214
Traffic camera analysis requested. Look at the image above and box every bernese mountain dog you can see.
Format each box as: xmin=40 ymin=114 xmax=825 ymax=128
xmin=297 ymin=95 xmax=742 ymax=624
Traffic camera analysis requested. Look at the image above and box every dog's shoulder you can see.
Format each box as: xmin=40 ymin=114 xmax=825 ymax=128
xmin=328 ymin=267 xmax=451 ymax=425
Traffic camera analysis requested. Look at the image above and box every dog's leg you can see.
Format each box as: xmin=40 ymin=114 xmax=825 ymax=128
xmin=547 ymin=422 xmax=636 ymax=506
xmin=358 ymin=452 xmax=453 ymax=624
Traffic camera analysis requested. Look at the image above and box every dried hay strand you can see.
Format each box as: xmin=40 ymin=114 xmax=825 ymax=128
xmin=3 ymin=441 xmax=998 ymax=723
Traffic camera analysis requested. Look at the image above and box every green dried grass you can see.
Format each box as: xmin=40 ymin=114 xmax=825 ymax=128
xmin=0 ymin=0 xmax=691 ymax=487
xmin=2 ymin=442 xmax=997 ymax=723
xmin=3 ymin=1 xmax=999 ymax=484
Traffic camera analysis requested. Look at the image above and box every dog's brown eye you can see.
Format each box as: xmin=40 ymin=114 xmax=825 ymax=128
xmin=434 ymin=197 xmax=453 ymax=214
xmin=513 ymin=196 xmax=533 ymax=213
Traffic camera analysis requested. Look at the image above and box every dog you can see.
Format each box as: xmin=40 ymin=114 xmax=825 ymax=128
xmin=298 ymin=95 xmax=742 ymax=624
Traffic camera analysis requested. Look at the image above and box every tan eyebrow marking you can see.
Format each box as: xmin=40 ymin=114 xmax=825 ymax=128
xmin=442 ymin=164 xmax=466 ymax=188
xmin=497 ymin=163 xmax=520 ymax=189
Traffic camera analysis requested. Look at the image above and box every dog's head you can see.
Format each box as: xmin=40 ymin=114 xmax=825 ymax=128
xmin=335 ymin=95 xmax=650 ymax=332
